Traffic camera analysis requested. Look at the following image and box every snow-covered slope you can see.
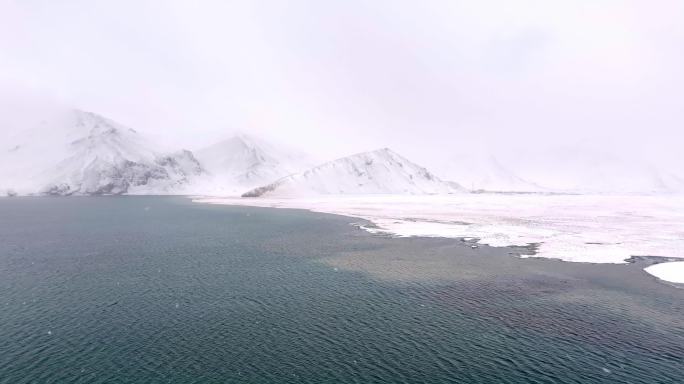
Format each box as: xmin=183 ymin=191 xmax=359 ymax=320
xmin=243 ymin=148 xmax=464 ymax=197
xmin=433 ymin=155 xmax=542 ymax=192
xmin=507 ymin=146 xmax=684 ymax=194
xmin=0 ymin=109 xmax=204 ymax=195
xmin=194 ymin=134 xmax=314 ymax=193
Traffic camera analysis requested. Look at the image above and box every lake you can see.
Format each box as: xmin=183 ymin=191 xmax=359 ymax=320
xmin=0 ymin=197 xmax=681 ymax=383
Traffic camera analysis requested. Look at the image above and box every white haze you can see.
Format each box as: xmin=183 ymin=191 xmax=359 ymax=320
xmin=1 ymin=0 xmax=683 ymax=171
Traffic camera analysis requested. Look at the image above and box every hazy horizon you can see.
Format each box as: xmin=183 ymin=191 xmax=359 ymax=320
xmin=2 ymin=0 xmax=683 ymax=170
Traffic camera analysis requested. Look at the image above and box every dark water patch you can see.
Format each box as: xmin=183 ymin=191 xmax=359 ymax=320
xmin=0 ymin=197 xmax=681 ymax=384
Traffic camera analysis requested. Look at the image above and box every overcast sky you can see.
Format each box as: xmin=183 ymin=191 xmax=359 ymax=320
xmin=1 ymin=0 xmax=682 ymax=165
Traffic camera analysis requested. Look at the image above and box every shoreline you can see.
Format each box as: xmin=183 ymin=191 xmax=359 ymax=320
xmin=193 ymin=194 xmax=684 ymax=285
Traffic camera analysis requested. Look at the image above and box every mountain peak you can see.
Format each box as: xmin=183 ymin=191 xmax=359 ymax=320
xmin=194 ymin=134 xmax=313 ymax=188
xmin=337 ymin=147 xmax=402 ymax=163
xmin=243 ymin=149 xmax=462 ymax=197
xmin=368 ymin=147 xmax=395 ymax=156
xmin=226 ymin=133 xmax=257 ymax=148
xmin=0 ymin=107 xmax=204 ymax=195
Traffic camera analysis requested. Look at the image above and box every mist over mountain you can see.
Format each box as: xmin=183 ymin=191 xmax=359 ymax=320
xmin=496 ymin=145 xmax=684 ymax=194
xmin=431 ymin=155 xmax=542 ymax=193
xmin=0 ymin=98 xmax=682 ymax=196
xmin=193 ymin=134 xmax=314 ymax=194
xmin=1 ymin=0 xmax=682 ymax=185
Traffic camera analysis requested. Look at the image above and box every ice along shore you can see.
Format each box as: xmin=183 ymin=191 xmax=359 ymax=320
xmin=195 ymin=194 xmax=684 ymax=284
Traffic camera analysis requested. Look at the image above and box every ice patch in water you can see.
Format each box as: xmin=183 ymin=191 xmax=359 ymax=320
xmin=644 ymin=261 xmax=684 ymax=284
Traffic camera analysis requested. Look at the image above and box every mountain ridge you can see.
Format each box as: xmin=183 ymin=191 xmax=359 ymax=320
xmin=242 ymin=148 xmax=464 ymax=197
xmin=193 ymin=133 xmax=314 ymax=192
xmin=1 ymin=109 xmax=204 ymax=195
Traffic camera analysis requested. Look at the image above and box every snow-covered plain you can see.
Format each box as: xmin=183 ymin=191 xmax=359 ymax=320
xmin=196 ymin=193 xmax=684 ymax=283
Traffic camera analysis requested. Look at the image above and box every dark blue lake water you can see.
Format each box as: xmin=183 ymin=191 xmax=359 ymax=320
xmin=0 ymin=197 xmax=681 ymax=383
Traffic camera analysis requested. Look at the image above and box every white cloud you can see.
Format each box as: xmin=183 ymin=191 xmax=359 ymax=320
xmin=0 ymin=0 xmax=682 ymax=167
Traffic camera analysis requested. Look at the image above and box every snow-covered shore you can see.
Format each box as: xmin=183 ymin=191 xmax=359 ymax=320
xmin=194 ymin=193 xmax=684 ymax=284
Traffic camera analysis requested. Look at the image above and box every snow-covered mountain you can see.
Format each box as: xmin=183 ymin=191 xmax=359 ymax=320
xmin=0 ymin=109 xmax=204 ymax=195
xmin=242 ymin=148 xmax=464 ymax=197
xmin=505 ymin=146 xmax=684 ymax=194
xmin=2 ymin=100 xmax=680 ymax=197
xmin=194 ymin=134 xmax=314 ymax=193
xmin=433 ymin=155 xmax=542 ymax=192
